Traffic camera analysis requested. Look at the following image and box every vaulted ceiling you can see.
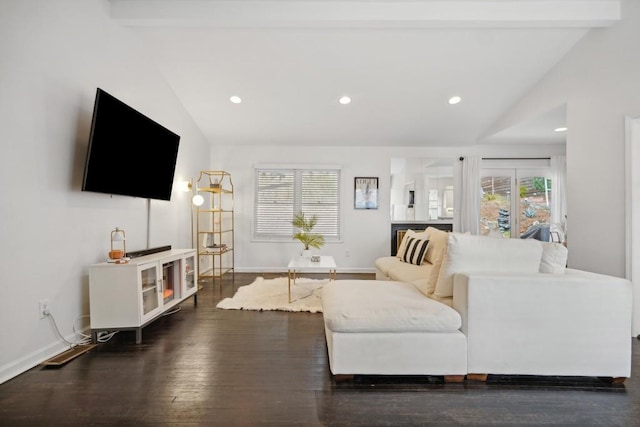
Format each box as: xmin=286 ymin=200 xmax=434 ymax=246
xmin=109 ymin=0 xmax=620 ymax=147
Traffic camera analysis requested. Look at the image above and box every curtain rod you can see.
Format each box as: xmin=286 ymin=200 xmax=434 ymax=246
xmin=459 ymin=157 xmax=551 ymax=161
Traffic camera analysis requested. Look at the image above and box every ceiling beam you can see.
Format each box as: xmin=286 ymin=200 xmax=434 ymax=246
xmin=109 ymin=0 xmax=621 ymax=29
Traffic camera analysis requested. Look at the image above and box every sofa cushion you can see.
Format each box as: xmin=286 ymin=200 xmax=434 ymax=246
xmin=389 ymin=257 xmax=434 ymax=285
xmin=398 ymin=236 xmax=430 ymax=265
xmin=429 ymin=293 xmax=453 ymax=307
xmin=322 ymin=280 xmax=462 ymax=333
xmin=434 ymin=233 xmax=544 ymax=298
xmin=374 ymin=256 xmax=400 ymax=275
xmin=539 ymin=242 xmax=568 ymax=274
xmin=375 ymin=256 xmax=434 ymax=288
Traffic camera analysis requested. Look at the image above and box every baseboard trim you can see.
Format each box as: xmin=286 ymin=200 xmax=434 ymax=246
xmin=1 ymin=340 xmax=71 ymax=385
xmin=0 ymin=330 xmax=87 ymax=385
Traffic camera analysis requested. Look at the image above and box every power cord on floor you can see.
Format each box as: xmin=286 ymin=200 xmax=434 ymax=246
xmin=44 ymin=303 xmax=183 ymax=347
xmin=95 ymin=330 xmax=118 ymax=343
xmin=45 ymin=310 xmax=92 ymax=347
xmin=73 ymin=314 xmax=92 ymax=343
xmin=74 ymin=313 xmax=119 ymax=343
xmin=163 ymin=306 xmax=182 ymax=316
xmin=44 ymin=311 xmax=119 ymax=347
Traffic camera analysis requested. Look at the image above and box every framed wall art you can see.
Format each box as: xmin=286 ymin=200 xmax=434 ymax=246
xmin=354 ymin=177 xmax=378 ymax=209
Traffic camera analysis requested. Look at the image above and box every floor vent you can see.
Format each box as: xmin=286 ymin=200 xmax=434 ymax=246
xmin=42 ymin=344 xmax=98 ymax=367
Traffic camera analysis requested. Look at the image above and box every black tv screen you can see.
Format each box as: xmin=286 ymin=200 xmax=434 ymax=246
xmin=82 ymin=88 xmax=180 ymax=201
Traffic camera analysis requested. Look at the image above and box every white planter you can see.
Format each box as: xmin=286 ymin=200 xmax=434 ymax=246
xmin=301 ymin=249 xmax=312 ymax=258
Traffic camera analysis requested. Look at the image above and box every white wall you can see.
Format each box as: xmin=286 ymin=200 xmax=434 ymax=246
xmin=210 ymin=144 xmax=565 ymax=273
xmin=487 ymin=0 xmax=640 ymax=277
xmin=0 ymin=0 xmax=210 ymax=383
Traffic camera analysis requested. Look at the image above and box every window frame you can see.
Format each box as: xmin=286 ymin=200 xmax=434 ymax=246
xmin=253 ymin=165 xmax=342 ymax=243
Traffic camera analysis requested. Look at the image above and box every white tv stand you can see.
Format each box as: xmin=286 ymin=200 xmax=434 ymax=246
xmin=88 ymin=249 xmax=197 ymax=343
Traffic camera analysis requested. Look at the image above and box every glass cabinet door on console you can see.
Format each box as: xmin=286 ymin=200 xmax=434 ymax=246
xmin=183 ymin=254 xmax=197 ymax=297
xmin=161 ymin=259 xmax=181 ymax=307
xmin=140 ymin=263 xmax=162 ymax=323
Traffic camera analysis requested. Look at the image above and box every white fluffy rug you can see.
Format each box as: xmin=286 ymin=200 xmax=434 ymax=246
xmin=216 ymin=277 xmax=326 ymax=313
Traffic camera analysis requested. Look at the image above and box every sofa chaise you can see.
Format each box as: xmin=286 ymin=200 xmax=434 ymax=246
xmin=321 ymin=228 xmax=632 ymax=382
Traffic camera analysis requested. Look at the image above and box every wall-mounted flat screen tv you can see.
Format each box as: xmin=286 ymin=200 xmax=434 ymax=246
xmin=82 ymin=88 xmax=180 ymax=201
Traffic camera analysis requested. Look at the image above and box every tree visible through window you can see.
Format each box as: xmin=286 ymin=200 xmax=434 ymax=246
xmin=254 ymin=167 xmax=341 ymax=241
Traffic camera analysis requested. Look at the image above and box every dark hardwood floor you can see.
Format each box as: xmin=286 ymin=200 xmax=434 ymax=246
xmin=2 ymin=272 xmax=640 ymax=426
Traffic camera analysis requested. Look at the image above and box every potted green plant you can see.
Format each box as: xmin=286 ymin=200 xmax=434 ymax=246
xmin=292 ymin=211 xmax=325 ymax=257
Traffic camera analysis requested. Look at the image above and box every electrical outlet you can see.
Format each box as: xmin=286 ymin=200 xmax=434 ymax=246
xmin=39 ymin=299 xmax=49 ymax=319
xmin=345 ymin=249 xmax=351 ymax=258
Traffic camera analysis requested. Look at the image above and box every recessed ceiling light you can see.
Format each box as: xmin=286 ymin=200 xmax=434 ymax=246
xmin=448 ymin=96 xmax=462 ymax=105
xmin=230 ymin=95 xmax=242 ymax=104
xmin=554 ymin=127 xmax=568 ymax=132
xmin=339 ymin=96 xmax=351 ymax=105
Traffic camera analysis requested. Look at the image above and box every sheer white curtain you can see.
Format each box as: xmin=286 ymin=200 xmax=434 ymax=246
xmin=460 ymin=156 xmax=482 ymax=235
xmin=551 ymin=155 xmax=567 ymax=238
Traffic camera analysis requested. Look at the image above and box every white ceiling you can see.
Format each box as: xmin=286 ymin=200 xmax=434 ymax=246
xmin=109 ymin=0 xmax=620 ymax=147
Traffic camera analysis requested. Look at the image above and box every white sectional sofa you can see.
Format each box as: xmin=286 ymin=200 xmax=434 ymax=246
xmin=322 ymin=229 xmax=633 ymax=382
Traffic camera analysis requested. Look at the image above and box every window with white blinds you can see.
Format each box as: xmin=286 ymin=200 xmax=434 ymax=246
xmin=254 ymin=167 xmax=341 ymax=241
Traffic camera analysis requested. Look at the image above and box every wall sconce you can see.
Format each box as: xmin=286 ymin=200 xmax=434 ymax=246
xmin=179 ymin=180 xmax=192 ymax=193
xmin=109 ymin=227 xmax=128 ymax=263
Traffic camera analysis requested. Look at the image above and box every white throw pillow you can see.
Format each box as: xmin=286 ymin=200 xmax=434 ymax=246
xmin=424 ymin=227 xmax=450 ymax=264
xmin=410 ymin=227 xmax=451 ymax=297
xmin=421 ymin=248 xmax=445 ymax=296
xmin=539 ymin=242 xmax=568 ymax=274
xmin=434 ymin=233 xmax=544 ymax=298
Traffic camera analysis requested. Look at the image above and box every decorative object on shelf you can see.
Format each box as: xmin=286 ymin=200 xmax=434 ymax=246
xmin=311 ymin=255 xmax=321 ymax=262
xmin=108 ymin=227 xmax=129 ymax=263
xmin=354 ymin=177 xmax=378 ymax=209
xmin=203 ymin=233 xmax=215 ymax=249
xmin=406 ymin=206 xmax=415 ymax=220
xmin=292 ymin=211 xmax=325 ymax=258
xmin=203 ymin=242 xmax=228 ymax=253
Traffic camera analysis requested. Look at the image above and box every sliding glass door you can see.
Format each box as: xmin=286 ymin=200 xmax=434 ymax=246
xmin=518 ymin=170 xmax=552 ymax=239
xmin=480 ymin=170 xmax=514 ymax=237
xmin=481 ymin=168 xmax=552 ymax=239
